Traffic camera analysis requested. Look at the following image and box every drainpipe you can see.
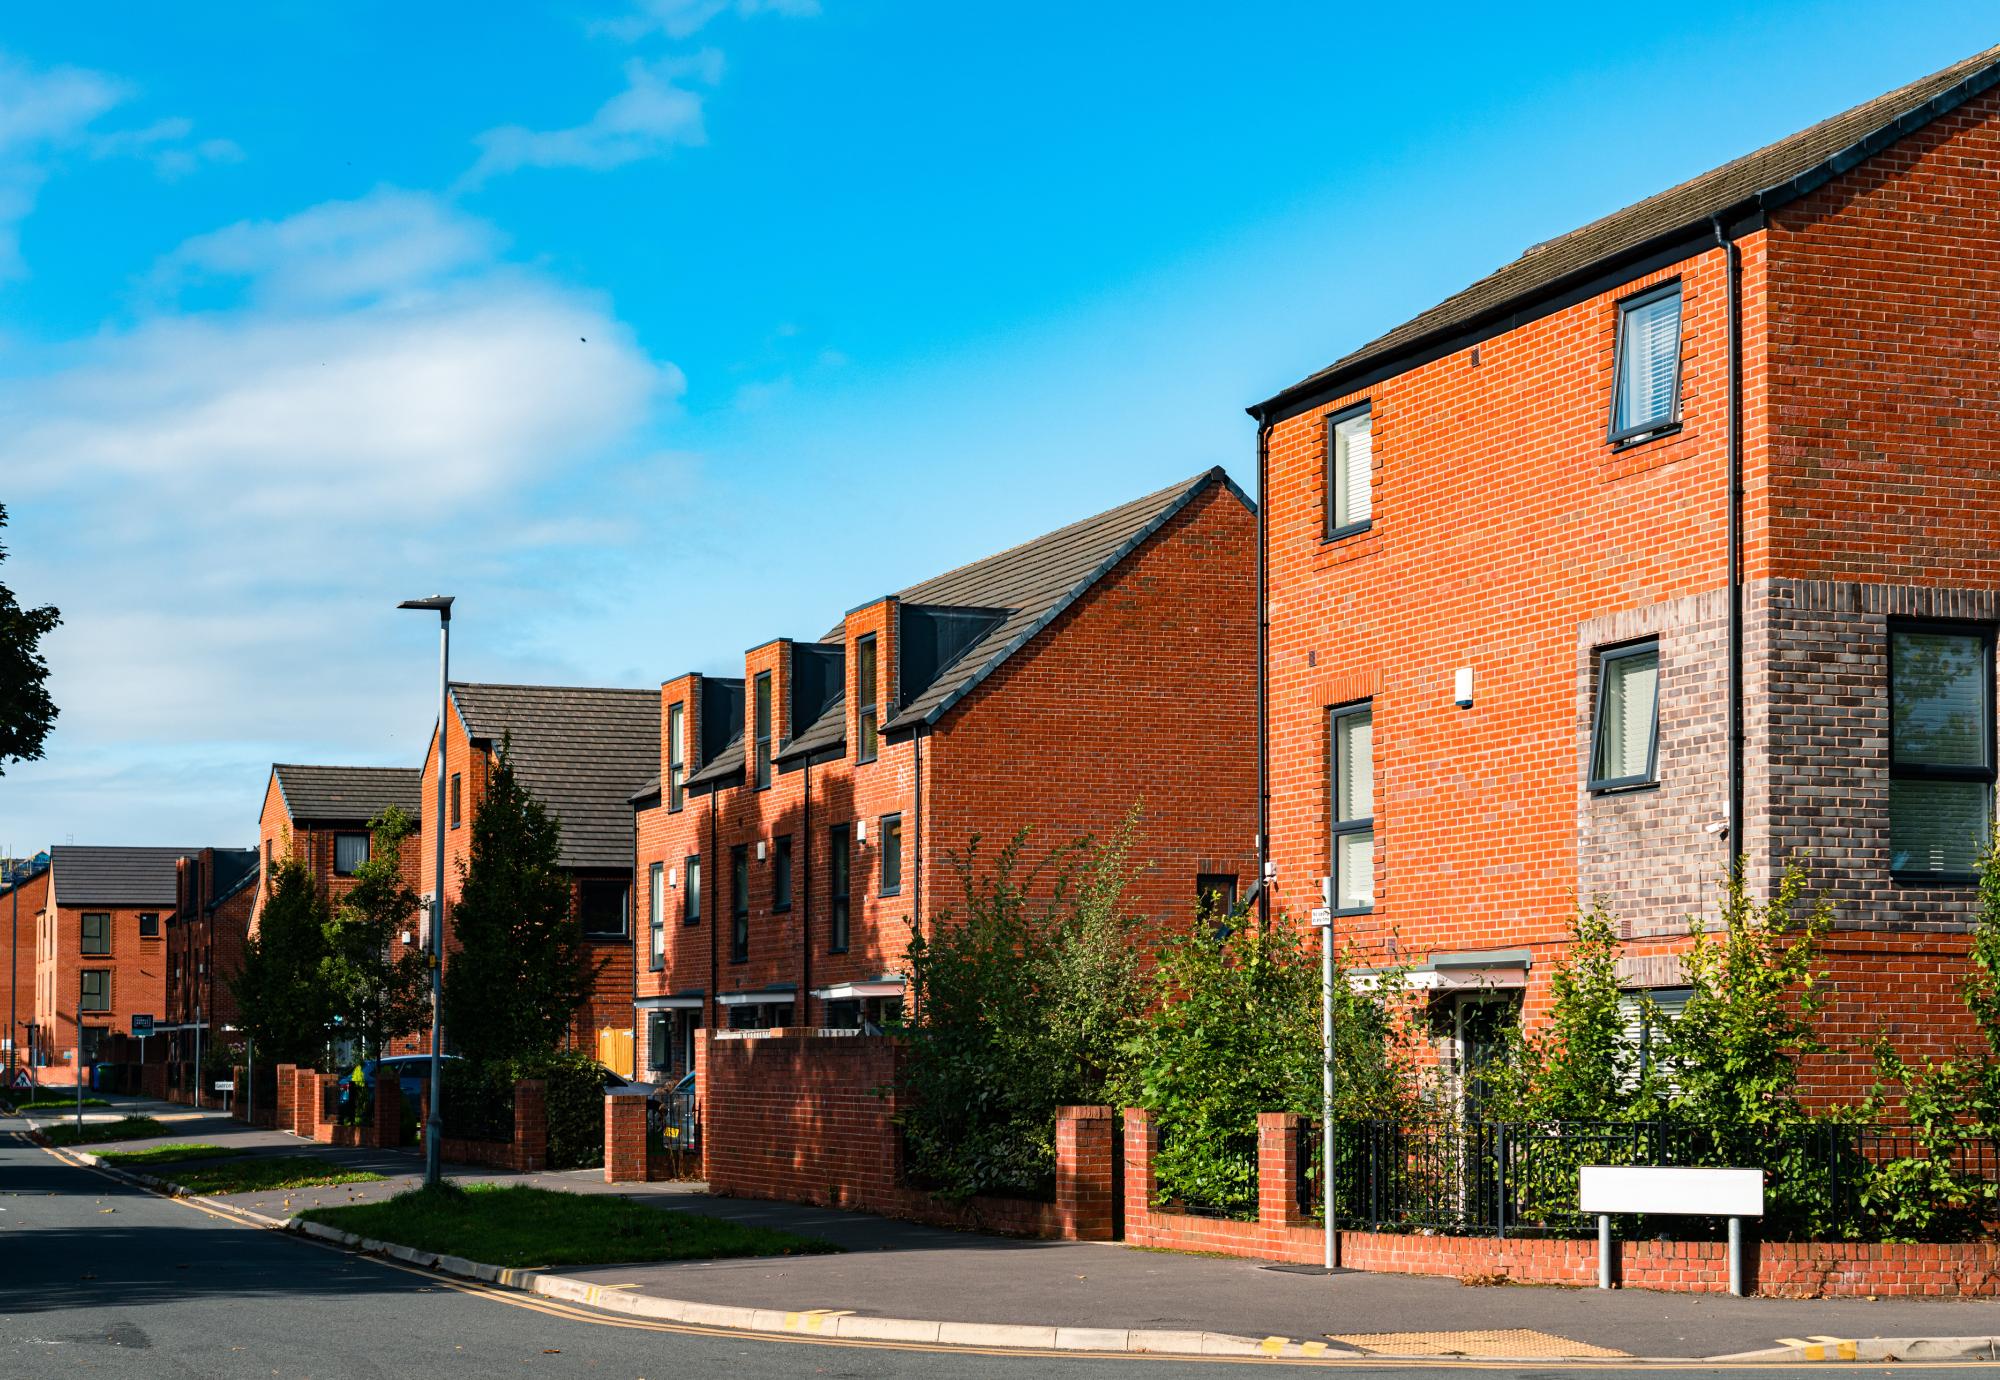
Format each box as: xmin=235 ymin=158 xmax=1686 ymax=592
xmin=1255 ymin=417 xmax=1274 ymax=929
xmin=1712 ymin=216 xmax=1745 ymax=869
xmin=707 ymin=792 xmax=718 ymax=1032
xmin=913 ymin=729 xmax=925 ymax=939
xmin=801 ymin=757 xmax=812 ymax=1029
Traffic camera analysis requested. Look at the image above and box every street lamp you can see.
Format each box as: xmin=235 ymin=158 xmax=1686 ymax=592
xmin=399 ymin=594 xmax=454 ymax=1189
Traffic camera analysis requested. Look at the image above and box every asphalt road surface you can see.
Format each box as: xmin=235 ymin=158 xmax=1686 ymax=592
xmin=2 ymin=1129 xmax=1994 ymax=1380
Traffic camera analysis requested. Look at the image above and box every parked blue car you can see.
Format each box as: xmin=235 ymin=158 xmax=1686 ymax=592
xmin=359 ymin=1054 xmax=464 ymax=1108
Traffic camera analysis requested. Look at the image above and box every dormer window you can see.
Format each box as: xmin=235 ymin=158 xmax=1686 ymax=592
xmin=668 ymin=702 xmax=686 ymax=813
xmin=754 ymin=672 xmax=773 ymax=790
xmin=855 ymin=634 xmax=879 ymax=764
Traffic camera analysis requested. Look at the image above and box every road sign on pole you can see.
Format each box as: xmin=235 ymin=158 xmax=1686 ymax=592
xmin=130 ymin=1013 xmax=154 ymax=1038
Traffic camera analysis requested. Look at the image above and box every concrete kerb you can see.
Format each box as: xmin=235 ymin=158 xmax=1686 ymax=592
xmin=1716 ymin=1337 xmax=2000 ymax=1364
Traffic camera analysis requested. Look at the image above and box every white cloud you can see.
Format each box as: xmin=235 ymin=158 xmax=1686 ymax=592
xmin=593 ymin=0 xmax=819 ymax=43
xmin=0 ymin=50 xmax=239 ymax=279
xmin=0 ymin=190 xmax=688 ymax=846
xmin=462 ymin=54 xmax=720 ymax=187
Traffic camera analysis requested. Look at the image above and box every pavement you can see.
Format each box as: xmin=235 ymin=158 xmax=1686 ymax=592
xmin=11 ymin=1091 xmax=2000 ymax=1367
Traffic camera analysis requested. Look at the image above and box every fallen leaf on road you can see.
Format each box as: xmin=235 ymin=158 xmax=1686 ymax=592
xmin=543 ymin=1349 xmax=560 ymax=1354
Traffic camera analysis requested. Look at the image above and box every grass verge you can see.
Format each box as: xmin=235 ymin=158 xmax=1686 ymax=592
xmin=42 ymin=1116 xmax=169 ymax=1147
xmin=9 ymin=1096 xmax=111 ymax=1111
xmin=166 ymin=1156 xmax=388 ymax=1196
xmin=95 ymin=1143 xmax=251 ymax=1167
xmin=299 ymin=1183 xmax=838 ymax=1268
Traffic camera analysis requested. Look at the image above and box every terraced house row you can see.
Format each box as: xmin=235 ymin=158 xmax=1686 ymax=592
xmin=12 ymin=44 xmax=2000 ymax=1120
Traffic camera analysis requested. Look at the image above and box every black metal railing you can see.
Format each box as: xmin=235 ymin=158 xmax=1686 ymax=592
xmin=1311 ymin=1118 xmax=2000 ymax=1241
xmin=648 ymin=1086 xmax=699 ymax=1155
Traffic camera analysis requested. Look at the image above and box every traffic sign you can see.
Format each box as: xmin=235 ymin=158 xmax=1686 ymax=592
xmin=213 ymin=1080 xmax=235 ymax=1093
xmin=10 ymin=1068 xmax=30 ymax=1090
xmin=130 ymin=1013 xmax=154 ymax=1038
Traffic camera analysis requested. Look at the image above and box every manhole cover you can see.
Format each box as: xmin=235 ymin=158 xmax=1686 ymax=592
xmin=1329 ymin=1329 xmax=1630 ymax=1359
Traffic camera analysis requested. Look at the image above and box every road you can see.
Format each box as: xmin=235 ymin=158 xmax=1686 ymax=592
xmin=1 ymin=1129 xmax=1994 ymax=1380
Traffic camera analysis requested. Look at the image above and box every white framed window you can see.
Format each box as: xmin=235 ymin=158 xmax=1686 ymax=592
xmin=1589 ymin=641 xmax=1660 ymax=790
xmin=649 ymin=862 xmax=666 ymax=970
xmin=1610 ymin=283 xmax=1683 ymax=441
xmin=1326 ymin=403 xmax=1373 ymax=536
xmin=1328 ymin=702 xmax=1374 ymax=912
xmin=1890 ymin=623 xmax=1995 ymax=880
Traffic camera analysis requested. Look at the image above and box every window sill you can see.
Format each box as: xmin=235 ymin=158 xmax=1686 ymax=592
xmin=1331 ymin=905 xmax=1374 ymax=919
xmin=880 ymin=886 xmax=902 ymax=898
xmin=1890 ymin=871 xmax=1979 ymax=887
xmin=1609 ymin=422 xmax=1682 ymax=452
xmin=773 ymin=903 xmax=792 ymax=914
xmin=728 ymin=954 xmax=749 ymax=966
xmin=828 ymin=946 xmax=850 ymax=956
xmin=583 ymin=932 xmax=629 ymax=944
xmin=1323 ymin=519 xmax=1373 ymax=545
xmin=1587 ymin=778 xmax=1661 ymax=796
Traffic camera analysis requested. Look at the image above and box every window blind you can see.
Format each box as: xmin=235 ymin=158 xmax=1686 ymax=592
xmin=1615 ymin=291 xmax=1681 ymax=435
xmin=1332 ymin=411 xmax=1372 ymax=528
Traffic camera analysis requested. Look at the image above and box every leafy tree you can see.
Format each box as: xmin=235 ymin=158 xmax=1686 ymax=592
xmin=441 ymin=741 xmax=585 ymax=1065
xmin=898 ymin=819 xmax=1147 ymax=1200
xmin=230 ymin=854 xmax=334 ymax=1066
xmin=321 ymin=806 xmax=429 ymax=1064
xmin=0 ymin=504 xmax=60 ymax=774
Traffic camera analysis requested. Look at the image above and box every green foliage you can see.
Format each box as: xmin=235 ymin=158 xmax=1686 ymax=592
xmin=230 ymin=855 xmax=334 ymax=1066
xmin=1483 ymin=900 xmax=1662 ymax=1122
xmin=1122 ymin=914 xmax=1413 ymax=1218
xmin=438 ymin=1050 xmax=609 ymax=1169
xmin=0 ymin=503 xmax=60 ymax=775
xmin=898 ymin=820 xmax=1147 ymax=1201
xmin=322 ymin=807 xmax=430 ymax=1063
xmin=441 ymin=741 xmax=586 ymax=1065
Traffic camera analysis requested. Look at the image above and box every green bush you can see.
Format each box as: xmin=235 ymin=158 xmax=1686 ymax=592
xmin=898 ymin=821 xmax=1146 ymax=1201
xmin=439 ymin=1051 xmax=607 ymax=1169
xmin=1121 ymin=915 xmax=1414 ymax=1219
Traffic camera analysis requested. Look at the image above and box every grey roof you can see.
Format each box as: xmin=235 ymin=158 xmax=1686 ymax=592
xmin=1255 ymin=43 xmax=2000 ymax=420
xmin=849 ymin=468 xmax=1252 ymax=732
xmin=450 ymin=683 xmax=659 ymax=871
xmin=686 ymin=734 xmax=744 ymax=790
xmin=774 ymin=695 xmax=845 ymax=765
xmin=272 ymin=763 xmax=421 ymax=823
xmin=630 ymin=774 xmax=661 ymax=805
xmin=51 ymin=846 xmax=195 ymax=906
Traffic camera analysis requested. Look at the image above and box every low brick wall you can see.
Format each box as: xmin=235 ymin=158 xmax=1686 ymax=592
xmin=699 ymin=1029 xmax=1115 ymax=1240
xmin=1120 ymin=1108 xmax=2000 ymax=1297
xmin=436 ymin=1079 xmax=548 ymax=1172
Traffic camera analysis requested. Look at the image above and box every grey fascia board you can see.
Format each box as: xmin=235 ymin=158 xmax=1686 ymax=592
xmin=1429 ymin=947 xmax=1533 ymax=970
xmin=902 ymin=469 xmax=1248 ymax=730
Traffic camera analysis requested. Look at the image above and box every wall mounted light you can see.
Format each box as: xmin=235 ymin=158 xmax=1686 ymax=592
xmin=1454 ymin=666 xmax=1475 ymax=709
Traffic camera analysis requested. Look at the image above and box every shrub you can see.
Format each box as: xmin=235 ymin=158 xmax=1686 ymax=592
xmin=438 ymin=1051 xmax=607 ymax=1170
xmin=898 ymin=820 xmax=1146 ymax=1201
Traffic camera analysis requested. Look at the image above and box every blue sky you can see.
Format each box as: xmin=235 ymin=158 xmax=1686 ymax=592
xmin=2 ymin=1 xmax=1995 ymax=849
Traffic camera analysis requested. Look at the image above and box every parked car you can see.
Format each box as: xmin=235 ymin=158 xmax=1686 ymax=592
xmin=360 ymin=1054 xmax=463 ymax=1108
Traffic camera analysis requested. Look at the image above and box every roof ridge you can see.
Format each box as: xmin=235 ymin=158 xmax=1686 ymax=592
xmin=451 ymin=680 xmax=656 ymax=694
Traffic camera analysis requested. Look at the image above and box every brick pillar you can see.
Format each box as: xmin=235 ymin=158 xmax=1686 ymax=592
xmin=1055 ymin=1105 xmax=1117 ymax=1241
xmin=275 ymin=1063 xmax=297 ymax=1135
xmin=1259 ymin=1112 xmax=1307 ymax=1230
xmin=1122 ymin=1107 xmax=1157 ymax=1234
xmin=373 ymin=1078 xmax=403 ymax=1148
xmin=293 ymin=1069 xmax=321 ymax=1139
xmin=512 ymin=1079 xmax=548 ymax=1172
xmin=232 ymin=1066 xmax=250 ymax=1122
xmin=605 ymin=1091 xmax=649 ymax=1183
xmin=693 ymin=1032 xmax=709 ymax=1158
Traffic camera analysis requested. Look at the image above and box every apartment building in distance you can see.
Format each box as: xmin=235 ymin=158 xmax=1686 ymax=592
xmin=1252 ymin=44 xmax=2000 ymax=1101
xmin=633 ymin=468 xmax=1258 ymax=1082
xmin=419 ymin=683 xmax=658 ymax=1073
xmin=162 ymin=846 xmax=259 ymax=1099
xmin=3 ymin=853 xmax=50 ymax=1079
xmin=30 ymin=846 xmax=188 ymax=1080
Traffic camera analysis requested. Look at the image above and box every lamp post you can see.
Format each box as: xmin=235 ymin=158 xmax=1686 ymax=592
xmin=399 ymin=594 xmax=454 ymax=1189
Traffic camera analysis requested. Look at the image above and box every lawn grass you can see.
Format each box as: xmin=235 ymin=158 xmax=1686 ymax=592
xmin=94 ymin=1142 xmax=250 ymax=1167
xmin=10 ymin=1096 xmax=111 ymax=1111
xmin=299 ymin=1183 xmax=838 ymax=1269
xmin=165 ymin=1156 xmax=388 ymax=1196
xmin=41 ymin=1116 xmax=170 ymax=1148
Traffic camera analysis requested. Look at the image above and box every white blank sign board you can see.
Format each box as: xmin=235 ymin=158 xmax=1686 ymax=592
xmin=1579 ymin=1166 xmax=1764 ymax=1217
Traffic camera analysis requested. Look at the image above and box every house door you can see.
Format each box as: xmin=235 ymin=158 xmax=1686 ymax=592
xmin=1452 ymin=994 xmax=1516 ymax=1121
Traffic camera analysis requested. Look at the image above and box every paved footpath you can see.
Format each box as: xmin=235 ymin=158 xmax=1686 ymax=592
xmin=14 ymin=1093 xmax=2000 ymax=1364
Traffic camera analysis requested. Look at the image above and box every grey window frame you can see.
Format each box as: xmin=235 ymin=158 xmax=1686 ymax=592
xmin=450 ymin=772 xmax=462 ymax=828
xmin=773 ymin=834 xmax=793 ymax=912
xmin=828 ymin=824 xmax=851 ymax=953
xmin=1328 ymin=701 xmax=1374 ymax=917
xmin=80 ymin=969 xmax=110 ymax=1012
xmin=879 ymin=814 xmax=902 ymax=896
xmin=1197 ymin=873 xmax=1238 ymax=918
xmin=333 ymin=831 xmax=370 ymax=876
xmin=80 ymin=913 xmax=110 ymax=956
xmin=138 ymin=912 xmax=160 ymax=938
xmin=1587 ymin=639 xmax=1662 ymax=792
xmin=855 ymin=634 xmax=879 ymax=764
xmin=729 ymin=845 xmax=749 ymax=963
xmin=667 ymin=702 xmax=686 ymax=813
xmin=1607 ymin=281 xmax=1685 ymax=445
xmin=1889 ymin=618 xmax=1996 ymax=883
xmin=753 ymin=672 xmax=773 ymax=790
xmin=648 ymin=862 xmax=665 ymax=971
xmin=579 ymin=878 xmax=630 ymax=940
xmin=647 ymin=1010 xmax=672 ymax=1071
xmin=1323 ymin=400 xmax=1374 ymax=542
xmin=682 ymin=854 xmax=702 ymax=927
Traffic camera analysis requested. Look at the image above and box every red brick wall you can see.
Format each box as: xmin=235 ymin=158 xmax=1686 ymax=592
xmin=35 ymin=893 xmax=168 ymax=1072
xmin=2 ymin=869 xmax=48 ymax=1069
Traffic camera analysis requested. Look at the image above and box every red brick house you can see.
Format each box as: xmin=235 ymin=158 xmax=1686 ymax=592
xmin=632 ymin=468 xmax=1258 ymax=1082
xmin=162 ymin=847 xmax=258 ymax=1102
xmin=3 ymin=853 xmax=50 ymax=1083
xmin=31 ymin=846 xmax=187 ymax=1082
xmin=1251 ymin=44 xmax=2000 ymax=1101
xmin=254 ymin=763 xmax=422 ymax=932
xmin=418 ymin=683 xmax=658 ymax=1073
